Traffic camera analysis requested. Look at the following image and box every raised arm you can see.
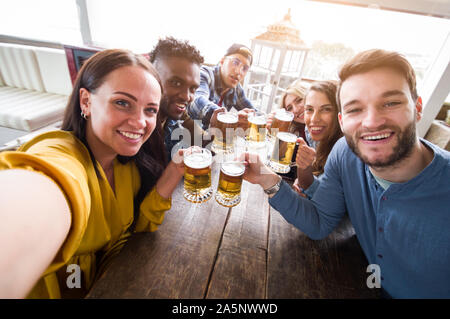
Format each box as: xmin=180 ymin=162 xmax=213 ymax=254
xmin=295 ymin=138 xmax=316 ymax=190
xmin=0 ymin=169 xmax=71 ymax=298
xmin=155 ymin=149 xmax=185 ymax=199
xmin=189 ymin=69 xmax=219 ymax=119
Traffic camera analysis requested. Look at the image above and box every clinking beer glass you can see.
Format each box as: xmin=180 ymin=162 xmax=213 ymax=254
xmin=269 ymin=109 xmax=294 ymax=140
xmin=268 ymin=132 xmax=297 ymax=174
xmin=183 ymin=147 xmax=213 ymax=203
xmin=247 ymin=110 xmax=267 ymax=143
xmin=211 ymin=112 xmax=238 ymax=154
xmin=215 ymin=161 xmax=245 ymax=207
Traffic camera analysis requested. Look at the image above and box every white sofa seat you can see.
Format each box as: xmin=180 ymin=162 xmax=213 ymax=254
xmin=0 ymin=86 xmax=67 ymax=131
xmin=0 ymin=43 xmax=72 ymax=131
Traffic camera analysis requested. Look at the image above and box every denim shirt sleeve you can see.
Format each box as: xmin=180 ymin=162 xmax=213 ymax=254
xmin=190 ymin=67 xmax=220 ymax=126
xmin=236 ymin=84 xmax=254 ymax=109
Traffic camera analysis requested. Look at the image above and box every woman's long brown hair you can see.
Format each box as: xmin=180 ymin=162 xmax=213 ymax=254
xmin=306 ymin=81 xmax=343 ymax=176
xmin=61 ymin=49 xmax=167 ymax=232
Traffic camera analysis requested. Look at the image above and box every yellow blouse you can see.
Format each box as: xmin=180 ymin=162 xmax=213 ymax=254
xmin=0 ymin=130 xmax=171 ymax=298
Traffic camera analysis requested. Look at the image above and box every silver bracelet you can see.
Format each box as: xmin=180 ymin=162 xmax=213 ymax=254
xmin=263 ymin=177 xmax=282 ymax=197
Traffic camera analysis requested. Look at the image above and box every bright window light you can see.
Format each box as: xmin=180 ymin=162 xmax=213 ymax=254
xmin=84 ymin=0 xmax=450 ymax=84
xmin=0 ymin=0 xmax=82 ymax=45
xmin=1 ymin=0 xmax=449 ymax=86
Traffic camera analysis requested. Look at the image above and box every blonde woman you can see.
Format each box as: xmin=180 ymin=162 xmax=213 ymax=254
xmin=267 ymin=79 xmax=308 ymax=141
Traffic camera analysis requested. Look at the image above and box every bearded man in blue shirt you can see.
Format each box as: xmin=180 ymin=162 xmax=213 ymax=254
xmin=241 ymin=49 xmax=450 ymax=298
xmin=188 ymin=44 xmax=255 ymax=130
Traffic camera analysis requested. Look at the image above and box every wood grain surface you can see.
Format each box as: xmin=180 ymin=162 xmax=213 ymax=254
xmin=87 ymin=163 xmax=379 ymax=299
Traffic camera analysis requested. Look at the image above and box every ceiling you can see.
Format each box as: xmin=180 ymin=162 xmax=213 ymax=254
xmin=310 ymin=0 xmax=450 ymax=19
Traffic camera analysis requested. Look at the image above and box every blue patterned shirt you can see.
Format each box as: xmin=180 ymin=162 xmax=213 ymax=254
xmin=270 ymin=137 xmax=450 ymax=298
xmin=188 ymin=65 xmax=254 ymax=129
xmin=163 ymin=119 xmax=182 ymax=161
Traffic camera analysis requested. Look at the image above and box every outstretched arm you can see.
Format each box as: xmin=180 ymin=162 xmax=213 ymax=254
xmin=240 ymin=152 xmax=345 ymax=240
xmin=0 ymin=169 xmax=71 ymax=298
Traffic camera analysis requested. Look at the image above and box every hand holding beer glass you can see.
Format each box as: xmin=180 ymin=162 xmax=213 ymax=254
xmin=183 ymin=147 xmax=213 ymax=203
xmin=295 ymin=138 xmax=316 ymax=170
xmin=268 ymin=108 xmax=294 ymax=139
xmin=211 ymin=112 xmax=238 ymax=154
xmin=237 ymin=108 xmax=254 ymax=131
xmin=247 ymin=110 xmax=267 ymax=143
xmin=215 ymin=161 xmax=245 ymax=207
xmin=268 ymin=132 xmax=297 ymax=174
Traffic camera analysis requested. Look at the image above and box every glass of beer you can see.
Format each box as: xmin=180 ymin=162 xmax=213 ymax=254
xmin=211 ymin=112 xmax=238 ymax=154
xmin=247 ymin=110 xmax=267 ymax=143
xmin=215 ymin=161 xmax=245 ymax=207
xmin=269 ymin=109 xmax=294 ymax=139
xmin=183 ymin=147 xmax=213 ymax=203
xmin=268 ymin=132 xmax=297 ymax=174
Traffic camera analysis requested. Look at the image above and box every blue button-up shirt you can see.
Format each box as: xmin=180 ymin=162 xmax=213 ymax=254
xmin=188 ymin=65 xmax=254 ymax=129
xmin=269 ymin=137 xmax=450 ymax=298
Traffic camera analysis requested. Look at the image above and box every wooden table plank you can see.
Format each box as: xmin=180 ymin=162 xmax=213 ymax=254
xmin=206 ymin=181 xmax=270 ymax=299
xmin=267 ymin=207 xmax=380 ymax=298
xmin=87 ymin=158 xmax=381 ymax=299
xmin=87 ymin=162 xmax=230 ymax=298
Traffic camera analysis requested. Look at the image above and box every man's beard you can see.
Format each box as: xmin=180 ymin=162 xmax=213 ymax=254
xmin=345 ymin=121 xmax=417 ymax=169
xmin=159 ymin=95 xmax=170 ymax=117
xmin=160 ymin=96 xmax=181 ymax=120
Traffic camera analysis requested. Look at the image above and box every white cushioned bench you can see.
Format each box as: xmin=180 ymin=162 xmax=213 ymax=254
xmin=0 ymin=43 xmax=72 ymax=131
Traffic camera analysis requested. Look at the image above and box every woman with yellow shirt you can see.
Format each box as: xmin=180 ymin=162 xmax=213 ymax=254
xmin=0 ymin=49 xmax=185 ymax=298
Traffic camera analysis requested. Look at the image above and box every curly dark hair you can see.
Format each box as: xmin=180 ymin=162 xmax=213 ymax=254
xmin=149 ymin=36 xmax=204 ymax=65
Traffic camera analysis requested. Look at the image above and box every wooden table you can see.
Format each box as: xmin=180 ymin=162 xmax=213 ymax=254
xmin=87 ymin=161 xmax=379 ymax=299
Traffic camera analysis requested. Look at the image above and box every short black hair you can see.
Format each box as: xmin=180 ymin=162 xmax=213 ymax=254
xmin=149 ymin=36 xmax=204 ymax=65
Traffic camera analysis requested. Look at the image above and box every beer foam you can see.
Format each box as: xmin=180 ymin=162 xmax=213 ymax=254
xmin=249 ymin=115 xmax=266 ymax=125
xmin=184 ymin=152 xmax=212 ymax=169
xmin=218 ymin=113 xmax=238 ymax=124
xmin=275 ymin=110 xmax=294 ymax=121
xmin=221 ymin=162 xmax=245 ymax=176
xmin=277 ymin=132 xmax=297 ymax=143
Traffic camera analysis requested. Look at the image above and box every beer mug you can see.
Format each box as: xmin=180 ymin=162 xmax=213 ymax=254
xmin=269 ymin=109 xmax=294 ymax=139
xmin=183 ymin=147 xmax=213 ymax=203
xmin=268 ymin=132 xmax=297 ymax=174
xmin=247 ymin=110 xmax=267 ymax=143
xmin=211 ymin=112 xmax=238 ymax=154
xmin=215 ymin=161 xmax=245 ymax=207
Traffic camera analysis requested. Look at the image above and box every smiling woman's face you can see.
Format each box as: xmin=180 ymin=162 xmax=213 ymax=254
xmin=284 ymin=93 xmax=305 ymax=124
xmin=81 ymin=65 xmax=162 ymax=160
xmin=304 ymin=90 xmax=336 ymax=142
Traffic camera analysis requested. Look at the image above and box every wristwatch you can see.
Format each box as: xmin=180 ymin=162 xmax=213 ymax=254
xmin=263 ymin=177 xmax=282 ymax=197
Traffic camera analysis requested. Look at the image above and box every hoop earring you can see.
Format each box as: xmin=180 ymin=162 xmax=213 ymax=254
xmin=81 ymin=111 xmax=88 ymax=120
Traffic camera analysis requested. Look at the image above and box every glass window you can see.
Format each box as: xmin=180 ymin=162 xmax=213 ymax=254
xmin=292 ymin=1 xmax=450 ymax=85
xmin=0 ymin=0 xmax=82 ymax=45
xmin=2 ymin=0 xmax=448 ymax=88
